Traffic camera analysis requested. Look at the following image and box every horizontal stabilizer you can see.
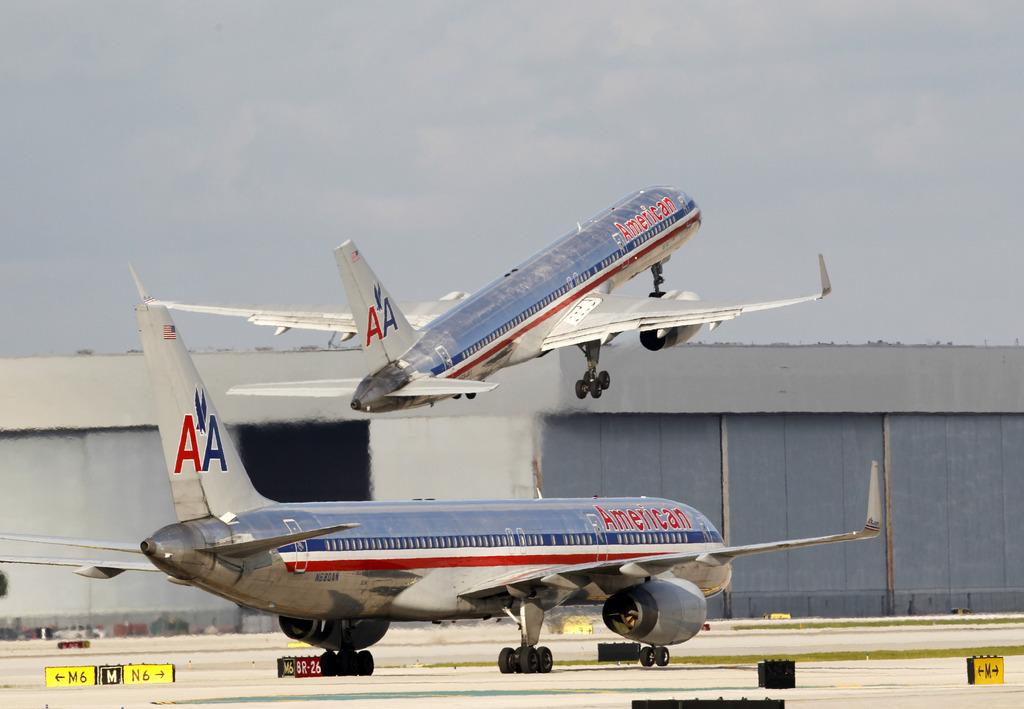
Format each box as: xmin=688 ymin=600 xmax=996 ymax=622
xmin=229 ymin=379 xmax=364 ymax=398
xmin=199 ymin=522 xmax=360 ymax=558
xmin=385 ymin=377 xmax=498 ymax=397
xmin=0 ymin=554 xmax=158 ymax=577
xmin=0 ymin=533 xmax=142 ymax=554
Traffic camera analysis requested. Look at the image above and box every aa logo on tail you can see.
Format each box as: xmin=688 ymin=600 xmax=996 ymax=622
xmin=365 ymin=281 xmax=398 ymax=346
xmin=174 ymin=389 xmax=227 ymax=474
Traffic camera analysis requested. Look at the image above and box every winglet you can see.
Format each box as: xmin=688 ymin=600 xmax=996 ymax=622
xmin=818 ymin=254 xmax=832 ymax=298
xmin=863 ymin=461 xmax=882 ymax=535
xmin=129 ymin=263 xmax=154 ymax=303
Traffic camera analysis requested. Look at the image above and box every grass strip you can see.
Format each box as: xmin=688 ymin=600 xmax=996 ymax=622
xmin=741 ymin=617 xmax=1024 ymax=631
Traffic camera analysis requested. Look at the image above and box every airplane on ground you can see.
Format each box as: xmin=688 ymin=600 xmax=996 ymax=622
xmin=0 ymin=293 xmax=879 ymax=676
xmin=157 ymin=186 xmax=832 ymax=412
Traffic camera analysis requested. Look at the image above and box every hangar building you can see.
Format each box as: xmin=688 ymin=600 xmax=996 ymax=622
xmin=2 ymin=340 xmax=1023 ymax=628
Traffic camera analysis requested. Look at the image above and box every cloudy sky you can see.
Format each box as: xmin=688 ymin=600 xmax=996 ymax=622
xmin=1 ymin=2 xmax=1022 ymax=357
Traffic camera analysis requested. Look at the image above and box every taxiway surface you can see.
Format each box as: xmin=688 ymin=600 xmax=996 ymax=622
xmin=2 ymin=617 xmax=1022 ymax=708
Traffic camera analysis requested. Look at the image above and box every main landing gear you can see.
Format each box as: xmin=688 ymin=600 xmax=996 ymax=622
xmin=575 ymin=340 xmax=610 ymax=400
xmin=319 ymin=648 xmax=374 ymax=677
xmin=639 ymin=645 xmax=671 ymax=667
xmin=498 ymin=644 xmax=554 ymax=674
xmin=497 ymin=600 xmax=554 ymax=674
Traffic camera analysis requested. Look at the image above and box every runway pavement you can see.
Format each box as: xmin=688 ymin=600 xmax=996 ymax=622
xmin=2 ymin=617 xmax=1023 ymax=708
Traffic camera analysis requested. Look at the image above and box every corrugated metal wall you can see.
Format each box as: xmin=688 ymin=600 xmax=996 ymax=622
xmin=541 ymin=412 xmax=1024 ymax=618
xmin=888 ymin=415 xmax=1024 ymax=615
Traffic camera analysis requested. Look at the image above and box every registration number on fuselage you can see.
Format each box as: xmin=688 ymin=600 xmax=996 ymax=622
xmin=314 ymin=572 xmax=339 ymax=583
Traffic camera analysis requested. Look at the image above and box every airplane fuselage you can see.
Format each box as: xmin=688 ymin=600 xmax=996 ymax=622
xmin=142 ymin=496 xmax=729 ymax=622
xmin=353 ymin=186 xmax=701 ymax=411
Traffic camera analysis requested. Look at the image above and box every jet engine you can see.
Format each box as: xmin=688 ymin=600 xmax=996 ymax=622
xmin=278 ymin=616 xmax=390 ymax=651
xmin=602 ymin=578 xmax=707 ymax=646
xmin=640 ymin=324 xmax=703 ymax=351
xmin=640 ymin=291 xmax=704 ymax=351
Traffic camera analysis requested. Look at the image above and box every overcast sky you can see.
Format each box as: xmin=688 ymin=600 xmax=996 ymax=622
xmin=2 ymin=2 xmax=1022 ymax=357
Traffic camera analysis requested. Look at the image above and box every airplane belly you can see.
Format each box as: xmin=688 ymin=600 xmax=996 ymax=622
xmin=190 ymin=557 xmax=425 ymax=619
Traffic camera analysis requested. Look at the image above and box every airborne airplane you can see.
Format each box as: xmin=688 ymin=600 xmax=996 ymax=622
xmin=0 ymin=293 xmax=880 ymax=676
xmin=159 ymin=186 xmax=832 ymax=412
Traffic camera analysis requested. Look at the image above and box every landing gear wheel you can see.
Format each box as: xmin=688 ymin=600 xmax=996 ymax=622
xmin=498 ymin=646 xmax=516 ymax=674
xmin=512 ymin=647 xmax=523 ymax=673
xmin=598 ymin=370 xmax=610 ymax=390
xmin=356 ymin=650 xmax=375 ymax=676
xmin=589 ymin=377 xmax=603 ymax=398
xmin=639 ymin=646 xmax=655 ymax=667
xmin=320 ymin=650 xmax=338 ymax=677
xmin=575 ymin=379 xmax=588 ymax=399
xmin=336 ymin=649 xmax=357 ymax=676
xmin=537 ymin=646 xmax=553 ymax=673
xmin=518 ymin=645 xmax=540 ymax=674
xmin=655 ymin=646 xmax=670 ymax=667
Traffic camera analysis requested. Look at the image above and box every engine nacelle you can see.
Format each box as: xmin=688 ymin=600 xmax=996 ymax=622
xmin=278 ymin=616 xmax=390 ymax=651
xmin=602 ymin=578 xmax=707 ymax=646
xmin=641 ymin=290 xmax=703 ymax=351
xmin=640 ymin=324 xmax=703 ymax=351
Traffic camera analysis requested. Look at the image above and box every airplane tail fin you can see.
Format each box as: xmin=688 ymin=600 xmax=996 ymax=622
xmin=334 ymin=241 xmax=419 ymax=374
xmin=133 ymin=272 xmax=272 ymax=522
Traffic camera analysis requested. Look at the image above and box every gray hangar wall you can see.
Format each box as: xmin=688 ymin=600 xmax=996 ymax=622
xmin=539 ymin=408 xmax=1024 ymax=618
xmin=3 ymin=342 xmax=1024 ymax=623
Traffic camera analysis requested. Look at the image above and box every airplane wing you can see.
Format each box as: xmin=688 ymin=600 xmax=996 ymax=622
xmin=161 ymin=294 xmax=469 ymax=336
xmin=461 ymin=461 xmax=879 ymax=600
xmin=541 ymin=254 xmax=831 ymax=351
xmin=229 ymin=376 xmax=498 ymax=398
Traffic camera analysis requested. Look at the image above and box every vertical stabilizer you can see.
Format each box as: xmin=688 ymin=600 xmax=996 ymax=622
xmin=135 ymin=302 xmax=272 ymax=522
xmin=334 ymin=241 xmax=419 ymax=374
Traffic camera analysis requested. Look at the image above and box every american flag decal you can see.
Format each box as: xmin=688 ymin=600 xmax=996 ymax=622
xmin=163 ymin=325 xmax=177 ymax=340
xmin=352 ymin=251 xmax=360 ymax=263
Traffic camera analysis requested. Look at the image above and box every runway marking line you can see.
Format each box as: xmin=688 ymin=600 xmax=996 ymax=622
xmin=163 ymin=687 xmax=743 ymax=704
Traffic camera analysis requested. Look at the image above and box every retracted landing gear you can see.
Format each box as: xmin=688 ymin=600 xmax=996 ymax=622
xmin=574 ymin=340 xmax=610 ymax=400
xmin=639 ymin=645 xmax=671 ymax=667
xmin=650 ymin=262 xmax=666 ymax=298
xmin=497 ymin=601 xmax=554 ymax=674
xmin=319 ymin=648 xmax=374 ymax=677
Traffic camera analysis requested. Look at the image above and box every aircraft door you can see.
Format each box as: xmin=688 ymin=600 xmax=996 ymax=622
xmin=434 ymin=345 xmax=453 ymax=371
xmin=697 ymin=517 xmax=711 ymax=544
xmin=283 ymin=518 xmax=308 ymax=573
xmin=586 ymin=514 xmax=609 ymax=563
xmin=505 ymin=527 xmax=523 ymax=558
